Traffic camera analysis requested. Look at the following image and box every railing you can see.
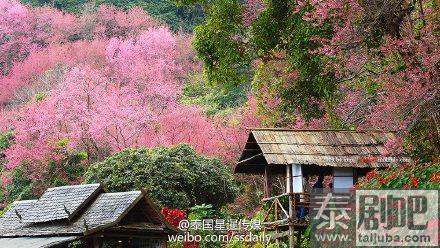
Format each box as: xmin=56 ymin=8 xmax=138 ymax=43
xmin=261 ymin=192 xmax=311 ymax=230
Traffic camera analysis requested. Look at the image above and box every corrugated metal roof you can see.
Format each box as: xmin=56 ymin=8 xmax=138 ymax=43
xmin=22 ymin=184 xmax=102 ymax=223
xmin=235 ymin=129 xmax=412 ymax=174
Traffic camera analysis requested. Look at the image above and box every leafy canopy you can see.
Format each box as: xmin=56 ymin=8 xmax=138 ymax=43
xmin=20 ymin=0 xmax=205 ymax=31
xmin=85 ymin=144 xmax=238 ymax=209
xmin=186 ymin=0 xmax=337 ymax=121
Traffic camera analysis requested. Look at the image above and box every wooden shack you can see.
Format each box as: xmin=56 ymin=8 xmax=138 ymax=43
xmin=0 ymin=184 xmax=179 ymax=248
xmin=234 ymin=128 xmax=411 ymax=247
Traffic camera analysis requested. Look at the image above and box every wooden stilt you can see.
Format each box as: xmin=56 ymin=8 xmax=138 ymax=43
xmin=93 ymin=238 xmax=100 ymax=248
xmin=286 ymin=165 xmax=294 ymax=248
xmin=289 ymin=198 xmax=294 ymax=248
xmin=274 ymin=196 xmax=279 ymax=246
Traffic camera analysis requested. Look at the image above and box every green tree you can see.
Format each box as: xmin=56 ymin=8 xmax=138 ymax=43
xmin=181 ymin=73 xmax=249 ymax=116
xmin=0 ymin=132 xmax=35 ymax=203
xmin=21 ymin=0 xmax=89 ymax=13
xmin=20 ymin=0 xmax=205 ymax=31
xmin=192 ymin=0 xmax=250 ymax=86
xmin=185 ymin=0 xmax=337 ymax=121
xmin=0 ymin=132 xmax=13 ymax=166
xmin=85 ymin=144 xmax=238 ymax=209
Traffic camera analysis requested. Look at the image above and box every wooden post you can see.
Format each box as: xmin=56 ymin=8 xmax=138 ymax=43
xmin=275 ymin=196 xmax=279 ymax=246
xmin=264 ymin=166 xmax=272 ymax=198
xmin=93 ymin=238 xmax=100 ymax=248
xmin=286 ymin=164 xmax=292 ymax=194
xmin=286 ymin=165 xmax=294 ymax=248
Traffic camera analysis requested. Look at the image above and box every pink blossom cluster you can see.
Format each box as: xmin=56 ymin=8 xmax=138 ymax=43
xmin=297 ymin=0 xmax=439 ymax=139
xmin=0 ymin=0 xmax=254 ymax=180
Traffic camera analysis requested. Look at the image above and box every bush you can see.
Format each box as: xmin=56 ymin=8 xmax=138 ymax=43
xmin=357 ymin=163 xmax=440 ymax=189
xmin=2 ymin=166 xmax=35 ymax=203
xmin=0 ymin=132 xmax=13 ymax=166
xmin=85 ymin=144 xmax=238 ymax=209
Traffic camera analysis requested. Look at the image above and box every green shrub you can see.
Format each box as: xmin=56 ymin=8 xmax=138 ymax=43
xmin=85 ymin=144 xmax=238 ymax=209
xmin=357 ymin=163 xmax=440 ymax=189
xmin=3 ymin=166 xmax=35 ymax=203
xmin=181 ymin=73 xmax=249 ymax=116
xmin=0 ymin=131 xmax=13 ymax=166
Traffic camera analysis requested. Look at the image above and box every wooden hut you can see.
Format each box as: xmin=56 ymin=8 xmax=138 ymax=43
xmin=234 ymin=128 xmax=411 ymax=247
xmin=0 ymin=184 xmax=179 ymax=248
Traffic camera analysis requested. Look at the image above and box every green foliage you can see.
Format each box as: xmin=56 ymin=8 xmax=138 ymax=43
xmin=0 ymin=132 xmax=15 ymax=203
xmin=358 ymin=163 xmax=440 ymax=189
xmin=99 ymin=0 xmax=205 ymax=31
xmin=188 ymin=0 xmax=337 ymax=120
xmin=138 ymin=0 xmax=205 ymax=31
xmin=300 ymin=226 xmax=311 ymax=248
xmin=41 ymin=139 xmax=87 ymax=188
xmin=405 ymin=120 xmax=440 ymax=162
xmin=251 ymin=62 xmax=290 ymax=126
xmin=20 ymin=0 xmax=205 ymax=31
xmin=188 ymin=203 xmax=215 ymax=220
xmin=249 ymin=0 xmax=287 ymax=56
xmin=34 ymin=92 xmax=48 ymax=102
xmin=187 ymin=204 xmax=223 ymax=248
xmin=85 ymin=144 xmax=238 ymax=209
xmin=0 ymin=132 xmax=13 ymax=166
xmin=0 ymin=132 xmax=13 ymax=151
xmin=21 ymin=0 xmax=89 ymax=13
xmin=181 ymin=73 xmax=249 ymax=115
xmin=282 ymin=6 xmax=336 ymax=120
xmin=3 ymin=166 xmax=35 ymax=203
xmin=192 ymin=0 xmax=251 ymax=86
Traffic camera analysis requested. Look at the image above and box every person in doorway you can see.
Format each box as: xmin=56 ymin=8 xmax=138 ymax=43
xmin=313 ymin=174 xmax=324 ymax=189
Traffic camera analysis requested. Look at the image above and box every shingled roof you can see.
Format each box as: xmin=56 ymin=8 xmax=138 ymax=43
xmin=22 ymin=183 xmax=102 ymax=223
xmin=0 ymin=200 xmax=37 ymax=232
xmin=235 ymin=129 xmax=412 ymax=174
xmin=0 ymin=184 xmax=178 ymax=243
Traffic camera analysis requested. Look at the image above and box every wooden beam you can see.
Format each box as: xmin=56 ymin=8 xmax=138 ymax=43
xmin=262 ymin=193 xmax=289 ymax=202
xmin=264 ymin=166 xmax=272 ymax=198
xmin=276 ymin=198 xmax=289 ymax=218
xmin=236 ymin=153 xmax=263 ymax=164
xmin=263 ymin=218 xmax=289 ymax=226
xmin=272 ymin=230 xmax=290 ymax=240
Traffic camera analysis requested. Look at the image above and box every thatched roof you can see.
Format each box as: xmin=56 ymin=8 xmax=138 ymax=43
xmin=0 ymin=184 xmax=178 ymax=240
xmin=235 ymin=129 xmax=412 ymax=174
